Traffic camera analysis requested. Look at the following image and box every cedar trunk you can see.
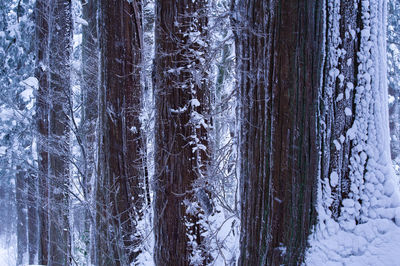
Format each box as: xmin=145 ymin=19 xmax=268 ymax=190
xmin=81 ymin=0 xmax=98 ymax=262
xmin=235 ymin=1 xmax=323 ymax=265
xmin=153 ymin=0 xmax=211 ymax=265
xmin=96 ymin=0 xmax=145 ymax=264
xmin=320 ymin=0 xmax=360 ymax=220
xmin=48 ymin=0 xmax=72 ymax=264
xmin=35 ymin=0 xmax=49 ymax=263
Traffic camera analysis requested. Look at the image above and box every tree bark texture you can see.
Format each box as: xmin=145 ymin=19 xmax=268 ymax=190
xmin=153 ymin=0 xmax=211 ymax=265
xmin=320 ymin=0 xmax=360 ymax=221
xmin=81 ymin=0 xmax=98 ymax=262
xmin=35 ymin=0 xmax=49 ymax=263
xmin=16 ymin=167 xmax=27 ymax=265
xmin=26 ymin=170 xmax=38 ymax=264
xmin=234 ymin=1 xmax=323 ymax=265
xmin=97 ymin=0 xmax=145 ymax=264
xmin=48 ymin=0 xmax=72 ymax=264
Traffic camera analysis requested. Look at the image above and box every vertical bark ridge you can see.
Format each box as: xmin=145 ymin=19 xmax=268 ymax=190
xmin=47 ymin=0 xmax=72 ymax=264
xmin=97 ymin=0 xmax=145 ymax=264
xmin=153 ymin=0 xmax=211 ymax=265
xmin=35 ymin=0 xmax=49 ymax=263
xmin=235 ymin=0 xmax=323 ymax=265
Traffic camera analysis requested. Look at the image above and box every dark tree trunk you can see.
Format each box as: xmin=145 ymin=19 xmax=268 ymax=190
xmin=35 ymin=0 xmax=49 ymax=264
xmin=81 ymin=0 xmax=98 ymax=262
xmin=47 ymin=0 xmax=72 ymax=264
xmin=234 ymin=1 xmax=323 ymax=265
xmin=16 ymin=167 xmax=27 ymax=265
xmin=96 ymin=0 xmax=145 ymax=264
xmin=153 ymin=0 xmax=211 ymax=265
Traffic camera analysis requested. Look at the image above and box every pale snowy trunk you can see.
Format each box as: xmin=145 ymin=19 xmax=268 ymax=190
xmin=318 ymin=0 xmax=400 ymax=231
xmin=81 ymin=0 xmax=98 ymax=263
xmin=387 ymin=0 xmax=400 ymax=161
xmin=16 ymin=167 xmax=27 ymax=265
xmin=320 ymin=0 xmax=359 ymax=220
xmin=26 ymin=170 xmax=38 ymax=264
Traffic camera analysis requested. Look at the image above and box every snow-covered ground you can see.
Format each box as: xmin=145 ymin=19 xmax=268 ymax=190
xmin=0 ymin=236 xmax=16 ymax=266
xmin=307 ymin=219 xmax=400 ymax=265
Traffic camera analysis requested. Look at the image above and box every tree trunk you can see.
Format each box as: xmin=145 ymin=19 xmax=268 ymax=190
xmin=35 ymin=0 xmax=49 ymax=263
xmin=26 ymin=170 xmax=38 ymax=264
xmin=320 ymin=0 xmax=398 ymax=232
xmin=48 ymin=0 xmax=72 ymax=264
xmin=81 ymin=0 xmax=98 ymax=262
xmin=234 ymin=1 xmax=323 ymax=265
xmin=96 ymin=0 xmax=145 ymax=264
xmin=320 ymin=0 xmax=360 ymax=221
xmin=153 ymin=1 xmax=211 ymax=265
xmin=16 ymin=167 xmax=27 ymax=265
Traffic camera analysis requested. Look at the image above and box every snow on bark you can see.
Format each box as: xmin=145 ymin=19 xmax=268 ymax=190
xmin=307 ymin=0 xmax=400 ymax=264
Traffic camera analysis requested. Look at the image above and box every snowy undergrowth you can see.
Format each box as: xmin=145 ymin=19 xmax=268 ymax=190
xmin=307 ymin=0 xmax=400 ymax=265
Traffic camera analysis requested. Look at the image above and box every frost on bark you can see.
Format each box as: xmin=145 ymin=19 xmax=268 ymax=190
xmin=16 ymin=167 xmax=27 ymax=265
xmin=319 ymin=0 xmax=400 ymax=232
xmin=96 ymin=0 xmax=145 ymax=264
xmin=387 ymin=0 xmax=400 ymax=161
xmin=81 ymin=0 xmax=98 ymax=261
xmin=34 ymin=0 xmax=49 ymax=263
xmin=47 ymin=0 xmax=72 ymax=264
xmin=233 ymin=0 xmax=323 ymax=264
xmin=26 ymin=170 xmax=38 ymax=264
xmin=320 ymin=0 xmax=360 ymax=220
xmin=153 ymin=0 xmax=211 ymax=265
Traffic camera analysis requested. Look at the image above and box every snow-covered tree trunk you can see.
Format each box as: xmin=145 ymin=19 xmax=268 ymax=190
xmin=81 ymin=0 xmax=98 ymax=262
xmin=319 ymin=0 xmax=400 ymax=230
xmin=96 ymin=0 xmax=145 ymax=264
xmin=233 ymin=0 xmax=323 ymax=264
xmin=26 ymin=170 xmax=38 ymax=264
xmin=35 ymin=0 xmax=50 ymax=263
xmin=153 ymin=0 xmax=212 ymax=264
xmin=320 ymin=0 xmax=359 ymax=221
xmin=47 ymin=0 xmax=72 ymax=264
xmin=387 ymin=0 xmax=400 ymax=162
xmin=308 ymin=0 xmax=400 ymax=263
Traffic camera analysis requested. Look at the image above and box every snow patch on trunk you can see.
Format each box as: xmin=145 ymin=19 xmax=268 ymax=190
xmin=307 ymin=0 xmax=400 ymax=264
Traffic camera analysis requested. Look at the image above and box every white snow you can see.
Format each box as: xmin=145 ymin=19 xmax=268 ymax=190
xmin=330 ymin=171 xmax=339 ymax=187
xmin=307 ymin=220 xmax=400 ymax=266
xmin=333 ymin=139 xmax=341 ymax=151
xmin=19 ymin=76 xmax=38 ymax=91
xmin=344 ymin=107 xmax=352 ymax=116
xmin=75 ymin=17 xmax=88 ymax=26
xmin=0 ymin=236 xmax=16 ymax=266
xmin=307 ymin=0 xmax=400 ymax=265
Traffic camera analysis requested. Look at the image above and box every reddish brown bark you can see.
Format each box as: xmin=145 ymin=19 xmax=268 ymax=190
xmin=153 ymin=0 xmax=211 ymax=265
xmin=96 ymin=0 xmax=145 ymax=264
xmin=235 ymin=1 xmax=323 ymax=265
